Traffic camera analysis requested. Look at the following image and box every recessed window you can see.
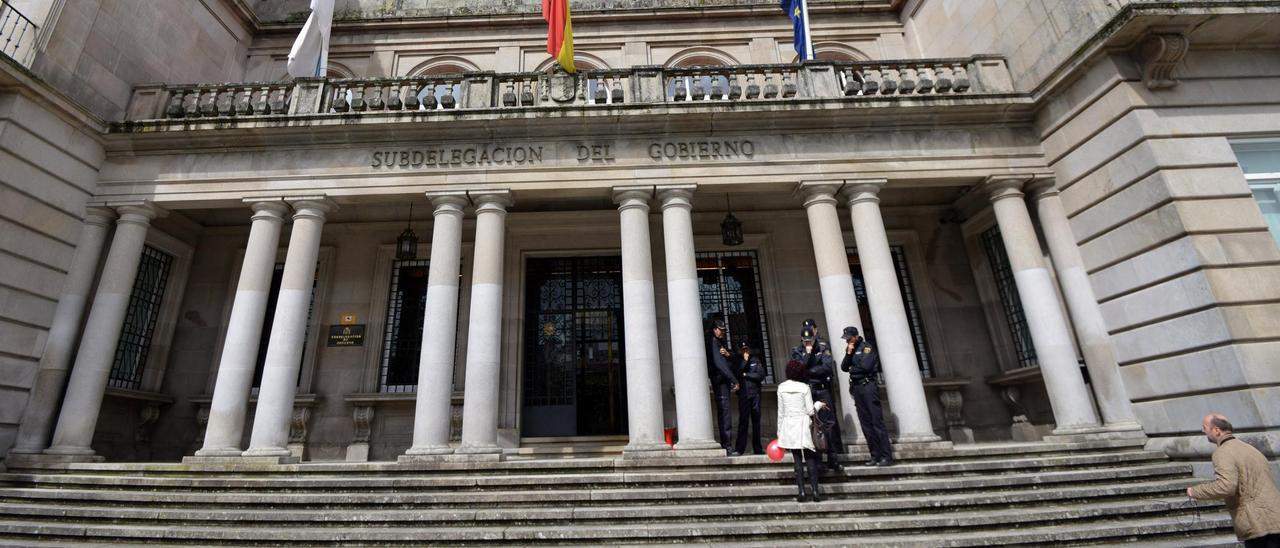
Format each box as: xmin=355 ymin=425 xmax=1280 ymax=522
xmin=379 ymin=258 xmax=431 ymax=392
xmin=980 ymin=227 xmax=1038 ymax=370
xmin=847 ymin=245 xmax=934 ymax=378
xmin=1232 ymin=140 xmax=1280 ymax=247
xmin=108 ymin=245 xmax=174 ymax=390
xmin=696 ymin=250 xmax=775 ymax=383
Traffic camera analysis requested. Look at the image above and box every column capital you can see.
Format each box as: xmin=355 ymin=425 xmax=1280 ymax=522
xmin=470 ymin=189 xmax=513 ymax=214
xmin=113 ymin=201 xmax=167 ymax=226
xmin=82 ymin=206 xmax=117 ymax=227
xmin=656 ymin=184 xmax=697 ymax=210
xmin=796 ymin=181 xmax=842 ymax=208
xmin=244 ymin=199 xmax=291 ymax=222
xmin=1025 ymin=175 xmax=1061 ymax=201
xmin=613 ymin=186 xmax=654 ymax=212
xmin=841 ymin=178 xmax=889 ymax=207
xmin=285 ymin=196 xmax=337 ymax=221
xmin=425 ymin=191 xmax=469 ymax=216
xmin=981 ymin=175 xmax=1033 ymax=202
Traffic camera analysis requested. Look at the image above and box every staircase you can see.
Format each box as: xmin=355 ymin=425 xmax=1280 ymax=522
xmin=0 ymin=439 xmax=1239 ymax=546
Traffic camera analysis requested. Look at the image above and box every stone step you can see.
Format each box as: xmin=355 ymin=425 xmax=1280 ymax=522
xmin=0 ymin=463 xmax=1192 ymax=507
xmin=0 ymin=478 xmax=1206 ymax=525
xmin=0 ymin=497 xmax=1229 ymax=545
xmin=0 ymin=450 xmax=1169 ymax=491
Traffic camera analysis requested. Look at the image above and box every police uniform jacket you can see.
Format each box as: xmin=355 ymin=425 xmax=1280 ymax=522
xmin=706 ymin=333 xmax=737 ymax=386
xmin=841 ymin=339 xmax=880 ymax=383
xmin=791 ymin=343 xmax=834 ymax=391
xmin=737 ymin=354 xmax=766 ymax=394
xmin=775 ymin=380 xmax=815 ymax=451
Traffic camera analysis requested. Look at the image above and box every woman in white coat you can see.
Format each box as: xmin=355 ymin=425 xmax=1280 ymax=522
xmin=777 ymin=358 xmax=824 ymax=502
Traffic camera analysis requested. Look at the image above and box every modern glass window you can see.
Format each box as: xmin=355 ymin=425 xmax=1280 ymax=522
xmin=379 ymin=259 xmax=431 ymax=392
xmin=981 ymin=226 xmax=1038 ymax=370
xmin=696 ymin=250 xmax=775 ymax=383
xmin=847 ymin=245 xmax=935 ymax=378
xmin=251 ymin=263 xmax=316 ymax=390
xmin=1232 ymin=140 xmax=1280 ymax=248
xmin=108 ymin=245 xmax=174 ymax=390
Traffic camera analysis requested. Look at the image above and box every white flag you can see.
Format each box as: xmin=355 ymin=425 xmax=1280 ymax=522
xmin=286 ymin=0 xmax=336 ymax=78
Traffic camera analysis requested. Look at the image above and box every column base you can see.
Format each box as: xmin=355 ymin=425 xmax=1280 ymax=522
xmin=454 ymin=445 xmax=504 ymax=461
xmin=397 ymin=453 xmax=492 ymax=464
xmin=42 ymin=445 xmax=98 ymax=457
xmin=895 ymin=432 xmax=944 ymax=443
xmin=5 ymin=452 xmax=104 ymax=469
xmin=182 ymin=455 xmax=300 ymax=465
xmin=403 ymin=444 xmax=454 ymax=457
xmin=241 ymin=447 xmax=295 ymax=460
xmin=193 ymin=447 xmax=245 ymax=458
xmin=622 ymin=441 xmax=673 ymax=458
xmin=1044 ymin=426 xmax=1148 ymax=444
xmin=670 ymin=439 xmax=728 ymax=458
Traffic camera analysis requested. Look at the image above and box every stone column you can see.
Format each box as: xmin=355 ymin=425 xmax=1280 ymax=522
xmin=403 ymin=192 xmax=469 ymax=458
xmin=44 ymin=202 xmax=166 ymax=458
xmin=8 ymin=207 xmax=115 ymax=456
xmin=798 ymin=182 xmax=863 ymax=444
xmin=614 ymin=187 xmax=669 ymax=456
xmin=457 ymin=191 xmax=512 ymax=457
xmin=1027 ymin=178 xmax=1142 ymax=431
xmin=842 ymin=180 xmax=939 ymax=442
xmin=983 ymin=176 xmax=1100 ymax=433
xmin=656 ymin=185 xmax=722 ymax=453
xmin=194 ymin=199 xmax=291 ymax=457
xmin=243 ymin=197 xmax=335 ymax=460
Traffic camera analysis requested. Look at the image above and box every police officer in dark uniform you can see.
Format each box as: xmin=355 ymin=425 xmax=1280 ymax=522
xmin=706 ymin=319 xmax=739 ymax=454
xmin=791 ymin=324 xmax=844 ymax=472
xmin=840 ymin=326 xmax=893 ymax=466
xmin=733 ymin=340 xmax=766 ymax=456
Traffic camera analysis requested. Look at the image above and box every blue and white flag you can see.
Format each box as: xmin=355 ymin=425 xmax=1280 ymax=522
xmin=780 ymin=0 xmax=813 ymax=61
xmin=287 ymin=0 xmax=335 ymax=78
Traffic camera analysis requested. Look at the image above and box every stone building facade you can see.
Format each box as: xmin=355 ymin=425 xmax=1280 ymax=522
xmin=0 ymin=0 xmax=1277 ymax=474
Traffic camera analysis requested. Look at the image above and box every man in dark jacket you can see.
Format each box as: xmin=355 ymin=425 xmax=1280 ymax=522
xmin=733 ymin=340 xmax=766 ymax=456
xmin=706 ymin=319 xmax=738 ymax=453
xmin=791 ymin=324 xmax=843 ymax=472
xmin=840 ymin=326 xmax=893 ymax=466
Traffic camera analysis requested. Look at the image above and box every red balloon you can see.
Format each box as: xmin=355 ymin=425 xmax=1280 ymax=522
xmin=766 ymin=439 xmax=785 ymax=461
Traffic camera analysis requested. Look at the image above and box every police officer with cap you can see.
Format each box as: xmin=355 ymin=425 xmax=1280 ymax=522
xmin=791 ymin=322 xmax=844 ymax=472
xmin=840 ymin=326 xmax=893 ymax=466
xmin=733 ymin=340 xmax=766 ymax=455
xmin=706 ymin=319 xmax=739 ymax=454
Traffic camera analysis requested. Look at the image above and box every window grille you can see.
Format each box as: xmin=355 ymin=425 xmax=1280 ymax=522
xmin=108 ymin=245 xmax=173 ymax=390
xmin=981 ymin=226 xmax=1039 ymax=369
xmin=251 ymin=264 xmax=316 ymax=390
xmin=379 ymin=259 xmax=431 ymax=392
xmin=695 ymin=250 xmax=775 ymax=383
xmin=846 ymin=246 xmax=935 ymax=378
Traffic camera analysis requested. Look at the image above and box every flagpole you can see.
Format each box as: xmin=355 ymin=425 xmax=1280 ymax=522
xmin=800 ymin=0 xmax=814 ymax=61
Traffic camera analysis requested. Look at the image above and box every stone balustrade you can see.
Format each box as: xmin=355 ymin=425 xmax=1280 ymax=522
xmin=119 ymin=56 xmax=1013 ymax=124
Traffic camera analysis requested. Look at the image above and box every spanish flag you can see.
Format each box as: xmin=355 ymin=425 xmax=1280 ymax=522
xmin=542 ymin=0 xmax=575 ymax=73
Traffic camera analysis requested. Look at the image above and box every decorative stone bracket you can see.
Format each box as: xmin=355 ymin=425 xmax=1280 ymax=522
xmin=1132 ymin=30 xmax=1189 ymax=90
xmin=987 ymin=366 xmax=1046 ymax=442
xmin=924 ymin=378 xmax=973 ymax=444
xmin=188 ymin=393 xmax=319 ymax=457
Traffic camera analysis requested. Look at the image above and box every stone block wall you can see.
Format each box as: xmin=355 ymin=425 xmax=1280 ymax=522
xmin=0 ymin=86 xmax=105 ymax=459
xmin=30 ymin=0 xmax=251 ymax=121
xmin=1036 ymin=49 xmax=1280 ymax=464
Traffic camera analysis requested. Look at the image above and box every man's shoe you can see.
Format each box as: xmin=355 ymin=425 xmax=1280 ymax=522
xmin=863 ymin=459 xmax=879 ymax=467
xmin=796 ymin=494 xmax=810 ymax=503
xmin=728 ymin=450 xmax=742 ymax=457
xmin=875 ymin=458 xmax=895 ymax=467
xmin=811 ymin=492 xmax=823 ymax=503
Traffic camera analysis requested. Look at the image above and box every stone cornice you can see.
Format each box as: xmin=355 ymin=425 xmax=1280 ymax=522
xmin=0 ymin=54 xmax=107 ymax=140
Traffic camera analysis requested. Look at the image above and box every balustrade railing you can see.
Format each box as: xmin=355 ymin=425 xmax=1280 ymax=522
xmin=121 ymin=56 xmax=1013 ymax=123
xmin=0 ymin=0 xmax=38 ymax=67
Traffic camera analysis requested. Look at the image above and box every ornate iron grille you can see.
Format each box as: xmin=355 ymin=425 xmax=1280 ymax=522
xmin=108 ymin=245 xmax=173 ymax=390
xmin=695 ymin=250 xmax=774 ymax=383
xmin=251 ymin=264 xmax=316 ymax=390
xmin=981 ymin=226 xmax=1039 ymax=369
xmin=845 ymin=246 xmax=935 ymax=378
xmin=379 ymin=259 xmax=431 ymax=392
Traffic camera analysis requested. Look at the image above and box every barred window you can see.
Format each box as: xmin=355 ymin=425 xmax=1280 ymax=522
xmin=846 ymin=245 xmax=935 ymax=378
xmin=251 ymin=264 xmax=316 ymax=390
xmin=108 ymin=245 xmax=174 ymax=390
xmin=981 ymin=226 xmax=1038 ymax=369
xmin=696 ymin=250 xmax=775 ymax=383
xmin=379 ymin=259 xmax=431 ymax=392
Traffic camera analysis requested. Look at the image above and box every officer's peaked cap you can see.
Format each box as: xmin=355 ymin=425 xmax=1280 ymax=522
xmin=800 ymin=327 xmax=816 ymax=340
xmin=841 ymin=326 xmax=860 ymax=340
